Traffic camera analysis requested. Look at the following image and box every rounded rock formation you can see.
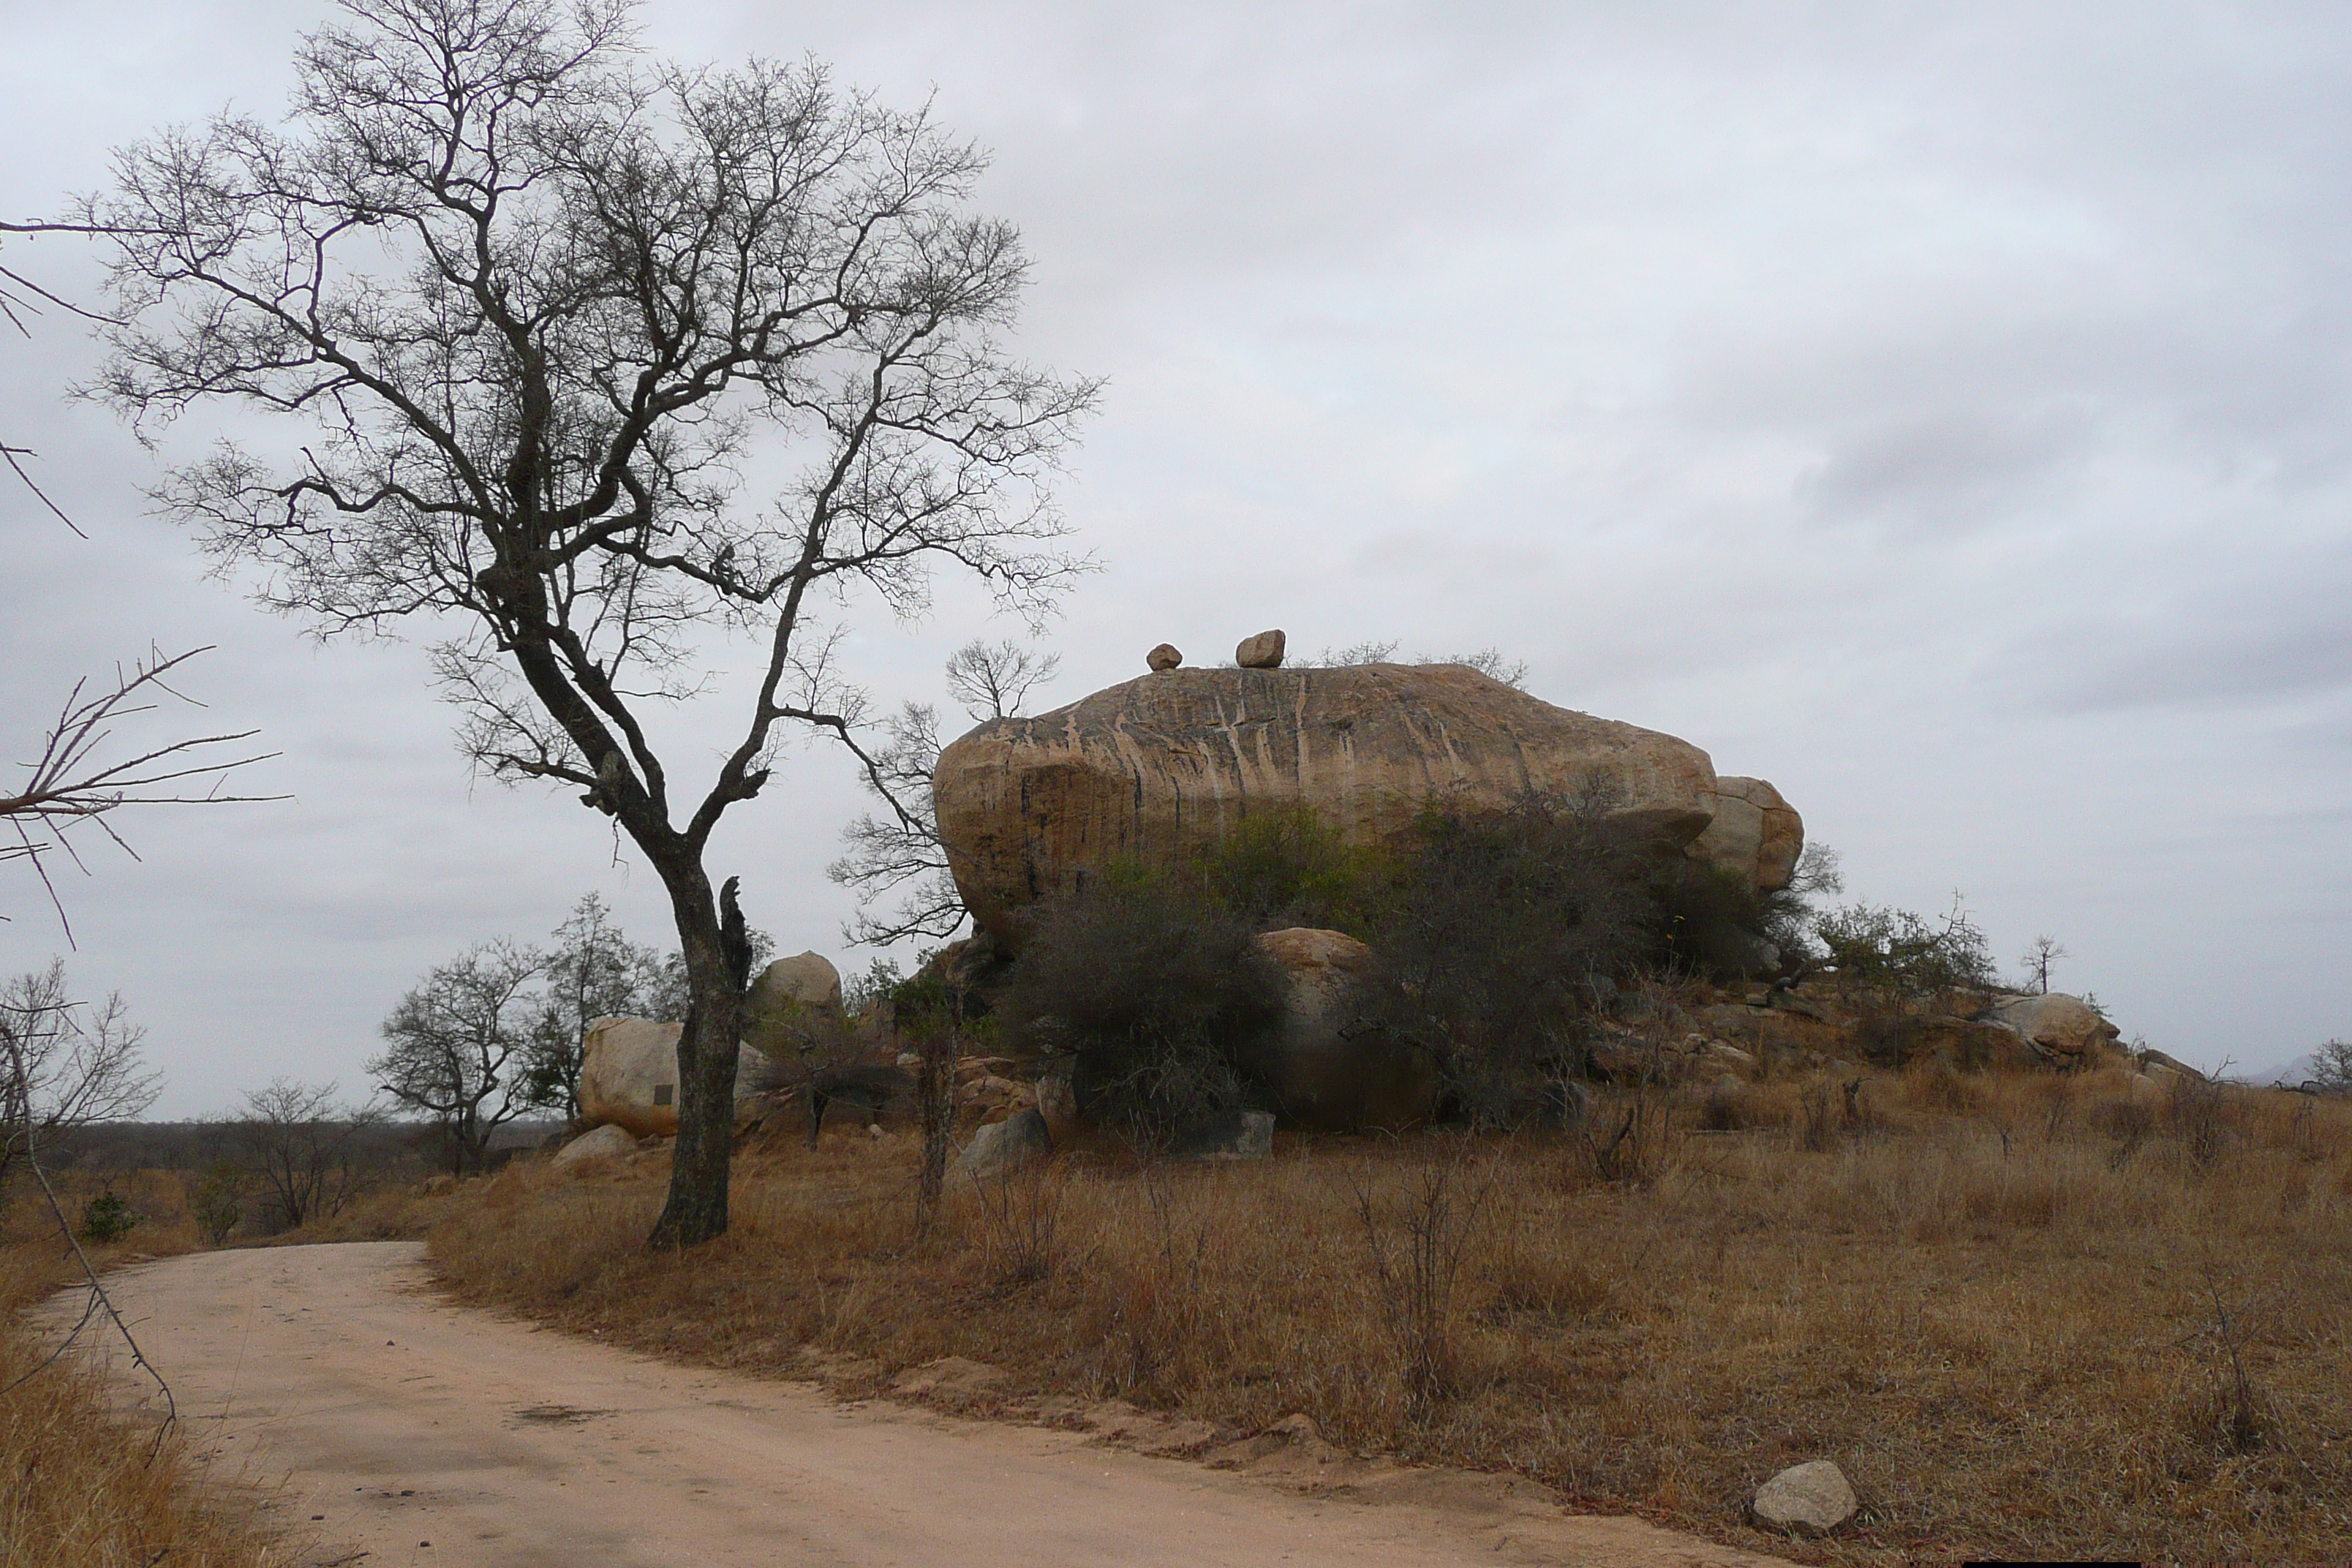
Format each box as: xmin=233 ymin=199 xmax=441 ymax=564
xmin=1146 ymin=642 xmax=1183 ymax=672
xmin=1691 ymin=775 xmax=1803 ymax=894
xmin=1235 ymin=629 xmax=1286 ymax=669
xmin=933 ymin=663 xmax=1721 ymax=950
xmin=577 ymin=1017 xmax=775 ymax=1137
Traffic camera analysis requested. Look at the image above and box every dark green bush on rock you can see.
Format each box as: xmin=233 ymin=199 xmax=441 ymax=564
xmin=1003 ymin=875 xmax=1286 ymax=1144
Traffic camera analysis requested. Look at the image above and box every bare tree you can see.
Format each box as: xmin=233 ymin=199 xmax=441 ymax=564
xmin=79 ymin=0 xmax=1096 ymax=1245
xmin=943 ymin=637 xmax=1060 ymax=722
xmin=2309 ymin=1039 xmax=2352 ymax=1096
xmin=2020 ymin=934 xmax=2070 ymax=995
xmin=827 ymin=702 xmax=967 ymax=945
xmin=522 ymin=892 xmax=660 ymax=1120
xmin=371 ymin=940 xmax=546 ymax=1176
xmin=0 ymin=960 xmax=162 ymax=1199
xmin=229 ymin=1079 xmax=380 ymax=1231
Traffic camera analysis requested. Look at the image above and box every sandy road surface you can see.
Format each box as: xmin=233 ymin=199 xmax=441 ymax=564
xmin=55 ymin=1243 xmax=1790 ymax=1568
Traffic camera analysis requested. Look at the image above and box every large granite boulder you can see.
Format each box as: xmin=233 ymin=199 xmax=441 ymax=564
xmin=934 ymin=663 xmax=1721 ymax=950
xmin=1246 ymin=928 xmax=1436 ymax=1131
xmin=742 ymin=951 xmax=845 ymax=1062
xmin=1987 ymin=992 xmax=2122 ymax=1063
xmin=577 ymin=1017 xmax=777 ymax=1137
xmin=1690 ymin=776 xmax=1804 ymax=894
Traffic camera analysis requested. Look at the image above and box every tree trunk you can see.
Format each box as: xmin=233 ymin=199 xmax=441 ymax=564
xmin=647 ymin=875 xmax=737 ymax=1248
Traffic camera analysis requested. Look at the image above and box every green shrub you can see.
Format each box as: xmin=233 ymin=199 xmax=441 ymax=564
xmin=189 ymin=1162 xmax=245 ymax=1245
xmin=80 ymin=1188 xmax=137 ymax=1244
xmin=1351 ymin=785 xmax=1664 ymax=1125
xmin=1186 ymin=804 xmax=1400 ymax=937
xmin=1003 ymin=875 xmax=1285 ymax=1143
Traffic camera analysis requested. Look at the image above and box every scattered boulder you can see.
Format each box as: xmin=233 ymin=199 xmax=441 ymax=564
xmin=2136 ymin=1047 xmax=2205 ymax=1082
xmin=953 ymin=1107 xmax=1052 ymax=1180
xmin=935 ymin=663 xmax=1719 ymax=950
xmin=1173 ymin=1109 xmax=1275 ymax=1160
xmin=1146 ymin=642 xmax=1183 ymax=672
xmin=1987 ymin=993 xmax=2122 ymax=1063
xmin=1235 ymin=628 xmax=1286 ymax=668
xmin=1247 ymin=928 xmax=1437 ymax=1131
xmin=576 ymin=1017 xmax=775 ymax=1137
xmin=1690 ymin=776 xmax=1804 ymax=894
xmin=1751 ymin=1460 xmax=1857 ymax=1534
xmin=551 ymin=1123 xmax=637 ymax=1167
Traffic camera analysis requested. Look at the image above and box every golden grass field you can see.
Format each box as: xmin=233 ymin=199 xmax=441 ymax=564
xmin=4 ymin=1060 xmax=2349 ymax=1565
xmin=0 ymin=1175 xmax=283 ymax=1568
xmin=418 ymin=1063 xmax=2352 ymax=1565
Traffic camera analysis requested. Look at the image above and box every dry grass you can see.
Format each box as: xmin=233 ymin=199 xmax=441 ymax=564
xmin=424 ymin=1068 xmax=2352 ymax=1563
xmin=0 ymin=1172 xmax=285 ymax=1567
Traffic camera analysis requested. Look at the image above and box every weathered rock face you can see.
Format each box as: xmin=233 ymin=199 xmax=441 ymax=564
xmin=577 ymin=1017 xmax=775 ymax=1137
xmin=1247 ymin=928 xmax=1437 ymax=1131
xmin=753 ymin=952 xmax=841 ymax=1013
xmin=934 ymin=663 xmax=1720 ymax=949
xmin=1690 ymin=776 xmax=1803 ymax=894
xmin=1988 ymin=993 xmax=2122 ymax=1062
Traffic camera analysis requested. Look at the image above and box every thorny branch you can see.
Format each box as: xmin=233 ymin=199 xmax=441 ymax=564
xmin=1 ymin=646 xmax=282 ymax=943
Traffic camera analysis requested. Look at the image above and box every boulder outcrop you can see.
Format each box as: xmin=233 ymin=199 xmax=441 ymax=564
xmin=1691 ymin=775 xmax=1803 ymax=894
xmin=1246 ymin=927 xmax=1436 ymax=1131
xmin=1987 ymin=993 xmax=2122 ymax=1063
xmin=577 ymin=1017 xmax=777 ymax=1137
xmin=742 ymin=951 xmax=845 ymax=1061
xmin=933 ymin=663 xmax=1722 ymax=949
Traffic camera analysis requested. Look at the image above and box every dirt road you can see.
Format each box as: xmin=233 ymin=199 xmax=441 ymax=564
xmin=62 ymin=1243 xmax=1788 ymax=1567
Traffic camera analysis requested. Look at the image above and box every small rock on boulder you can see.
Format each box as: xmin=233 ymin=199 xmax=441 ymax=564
xmin=954 ymin=1107 xmax=1052 ymax=1180
xmin=1147 ymin=642 xmax=1183 ymax=672
xmin=1988 ymin=992 xmax=2122 ymax=1061
xmin=1235 ymin=629 xmax=1286 ymax=668
xmin=1752 ymin=1459 xmax=1857 ymax=1535
xmin=551 ymin=1123 xmax=637 ymax=1167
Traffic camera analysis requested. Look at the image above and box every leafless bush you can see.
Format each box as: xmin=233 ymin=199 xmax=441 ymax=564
xmin=2169 ymin=1072 xmax=2234 ymax=1172
xmin=1352 ymin=1147 xmax=1496 ymax=1410
xmin=1580 ymin=1085 xmax=1673 ymax=1181
xmin=972 ymin=1164 xmax=1067 ymax=1290
xmin=230 ymin=1079 xmax=381 ymax=1232
xmin=0 ymin=961 xmax=160 ymax=1200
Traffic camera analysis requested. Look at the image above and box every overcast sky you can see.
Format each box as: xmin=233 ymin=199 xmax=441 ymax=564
xmin=4 ymin=1 xmax=2348 ymax=1112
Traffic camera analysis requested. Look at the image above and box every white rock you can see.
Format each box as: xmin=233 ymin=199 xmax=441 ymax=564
xmin=1752 ymin=1460 xmax=1857 ymax=1534
xmin=551 ymin=1123 xmax=636 ymax=1167
xmin=954 ymin=1108 xmax=1052 ymax=1180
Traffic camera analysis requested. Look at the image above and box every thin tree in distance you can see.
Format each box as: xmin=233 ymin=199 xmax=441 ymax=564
xmin=524 ymin=893 xmax=661 ymax=1121
xmin=829 ymin=638 xmax=1060 ymax=946
xmin=370 ymin=940 xmax=547 ymax=1177
xmin=81 ymin=0 xmax=1097 ymax=1245
xmin=944 ymin=638 xmax=1061 ymax=722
